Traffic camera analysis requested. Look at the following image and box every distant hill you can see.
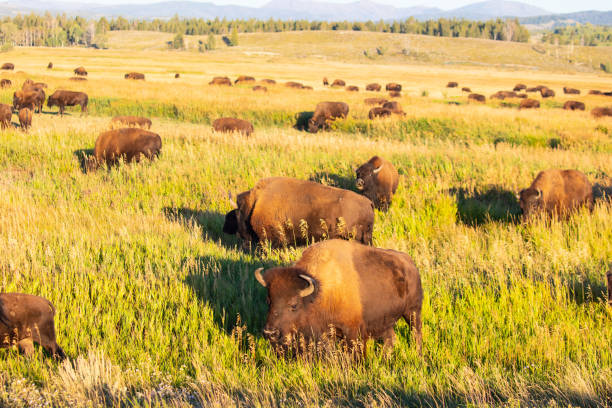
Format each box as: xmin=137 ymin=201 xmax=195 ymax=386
xmin=521 ymin=11 xmax=612 ymax=27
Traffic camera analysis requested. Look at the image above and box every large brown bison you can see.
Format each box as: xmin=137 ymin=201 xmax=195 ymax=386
xmin=47 ymin=90 xmax=88 ymax=116
xmin=589 ymin=90 xmax=602 ymax=95
xmin=18 ymin=108 xmax=32 ymax=131
xmin=212 ymin=118 xmax=254 ymax=136
xmin=255 ymin=239 xmax=422 ymax=354
xmin=308 ymin=101 xmax=349 ymax=133
xmin=491 ymin=91 xmax=518 ymax=100
xmin=223 ymin=177 xmax=374 ymax=248
xmin=175 ymin=73 xmax=180 ymax=78
xmin=111 ymin=116 xmax=152 ymax=129
xmin=514 ymin=84 xmax=527 ymax=91
xmin=540 ymin=88 xmax=555 ymax=98
xmin=519 ymin=169 xmax=593 ymax=220
xmin=209 ymin=76 xmax=232 ymax=86
xmin=366 ymin=83 xmax=381 ymax=92
xmin=446 ymin=81 xmax=458 ymax=88
xmin=468 ymin=93 xmax=486 ymax=103
xmin=73 ymin=66 xmax=87 ymax=76
xmin=382 ymin=101 xmax=405 ymax=115
xmin=346 ymin=85 xmax=359 ymax=92
xmin=563 ymin=101 xmax=585 ymax=111
xmin=368 ymin=107 xmax=392 ymax=119
xmin=0 ymin=103 xmax=12 ymax=129
xmin=355 ymin=156 xmax=399 ymax=211
xmin=519 ymin=99 xmax=540 ymax=109
xmin=261 ymin=79 xmax=276 ymax=85
xmin=331 ymin=79 xmax=346 ymax=88
xmin=563 ymin=87 xmax=580 ymax=95
xmin=13 ymin=89 xmax=45 ymax=113
xmin=235 ymin=75 xmax=255 ymax=84
xmin=1 ymin=63 xmax=14 ymax=70
xmin=285 ymin=81 xmax=305 ymax=89
xmin=0 ymin=79 xmax=11 ymax=88
xmin=364 ymin=97 xmax=387 ymax=106
xmin=0 ymin=293 xmax=66 ymax=359
xmin=87 ymin=128 xmax=161 ymax=171
xmin=252 ymin=85 xmax=267 ymax=92
xmin=591 ymin=107 xmax=612 ymax=118
xmin=607 ymin=267 xmax=612 ymax=307
xmin=385 ymin=83 xmax=401 ymax=92
xmin=461 ymin=87 xmax=471 ymax=93
xmin=125 ymin=72 xmax=145 ymax=80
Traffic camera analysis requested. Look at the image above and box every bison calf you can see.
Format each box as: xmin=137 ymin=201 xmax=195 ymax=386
xmin=212 ymin=118 xmax=254 ymax=136
xmin=18 ymin=108 xmax=32 ymax=131
xmin=0 ymin=293 xmax=66 ymax=359
xmin=88 ymin=128 xmax=161 ymax=171
xmin=111 ymin=116 xmax=152 ymax=129
xmin=356 ymin=156 xmax=399 ymax=211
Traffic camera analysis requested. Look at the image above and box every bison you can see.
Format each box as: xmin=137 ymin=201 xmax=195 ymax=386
xmin=235 ymin=75 xmax=255 ymax=84
xmin=47 ymin=62 xmax=53 ymax=69
xmin=513 ymin=84 xmax=527 ymax=91
xmin=285 ymin=81 xmax=305 ymax=89
xmin=540 ymin=88 xmax=555 ymax=98
xmin=0 ymin=103 xmax=12 ymax=129
xmin=224 ymin=177 xmax=374 ymax=248
xmin=252 ymin=85 xmax=267 ymax=92
xmin=125 ymin=72 xmax=145 ymax=80
xmin=591 ymin=107 xmax=612 ymax=118
xmin=261 ymin=79 xmax=276 ymax=85
xmin=446 ymin=82 xmax=458 ymax=88
xmin=0 ymin=293 xmax=66 ymax=359
xmin=366 ymin=83 xmax=382 ymax=92
xmin=175 ymin=73 xmax=180 ymax=78
xmin=355 ymin=156 xmax=399 ymax=211
xmin=47 ymin=90 xmax=88 ymax=116
xmin=382 ymin=101 xmax=405 ymax=115
xmin=563 ymin=101 xmax=585 ymax=111
xmin=519 ymin=169 xmax=593 ymax=220
xmin=209 ymin=76 xmax=232 ymax=86
xmin=13 ymin=89 xmax=45 ymax=113
xmin=1 ymin=63 xmax=14 ymax=70
xmin=388 ymin=91 xmax=401 ymax=98
xmin=519 ymin=99 xmax=540 ymax=109
xmin=308 ymin=101 xmax=349 ymax=133
xmin=526 ymin=87 xmax=539 ymax=93
xmin=331 ymin=79 xmax=346 ymax=88
xmin=0 ymin=79 xmax=11 ymax=88
xmin=212 ymin=118 xmax=254 ymax=136
xmin=74 ymin=66 xmax=87 ymax=76
xmin=302 ymin=86 xmax=313 ymax=91
xmin=368 ymin=107 xmax=392 ymax=119
xmin=255 ymin=239 xmax=422 ymax=354
xmin=111 ymin=116 xmax=152 ymax=129
xmin=87 ymin=128 xmax=161 ymax=171
xmin=346 ymin=85 xmax=359 ymax=92
xmin=18 ymin=108 xmax=32 ymax=131
xmin=589 ymin=90 xmax=602 ymax=95
xmin=468 ymin=93 xmax=486 ymax=103
xmin=323 ymin=77 xmax=329 ymax=86
xmin=563 ymin=87 xmax=580 ymax=95
xmin=461 ymin=87 xmax=471 ymax=93
xmin=364 ymin=97 xmax=387 ymax=106
xmin=385 ymin=83 xmax=401 ymax=92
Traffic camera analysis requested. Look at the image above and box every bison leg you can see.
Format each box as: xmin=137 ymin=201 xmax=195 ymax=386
xmin=382 ymin=327 xmax=397 ymax=351
xmin=404 ymin=309 xmax=422 ymax=355
xmin=59 ymin=106 xmax=64 ymax=116
xmin=17 ymin=338 xmax=34 ymax=356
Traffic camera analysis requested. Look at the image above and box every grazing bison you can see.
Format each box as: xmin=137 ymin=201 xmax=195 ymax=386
xmin=111 ymin=116 xmax=152 ymax=129
xmin=308 ymin=101 xmax=349 ymax=133
xmin=491 ymin=91 xmax=518 ymax=100
xmin=382 ymin=101 xmax=405 ymax=115
xmin=368 ymin=107 xmax=392 ymax=119
xmin=323 ymin=77 xmax=329 ymax=86
xmin=514 ymin=84 xmax=527 ymax=91
xmin=563 ymin=101 xmax=585 ymax=111
xmin=73 ymin=66 xmax=87 ymax=76
xmin=87 ymin=128 xmax=161 ymax=170
xmin=607 ymin=267 xmax=612 ymax=307
xmin=461 ymin=87 xmax=471 ymax=93
xmin=285 ymin=81 xmax=305 ymax=89
xmin=0 ymin=103 xmax=12 ymax=129
xmin=212 ymin=117 xmax=254 ymax=136
xmin=366 ymin=83 xmax=381 ymax=92
xmin=261 ymin=79 xmax=276 ymax=85
xmin=541 ymin=88 xmax=555 ymax=98
xmin=385 ymin=83 xmax=401 ymax=92
xmin=18 ymin=108 xmax=32 ymax=130
xmin=252 ymin=85 xmax=267 ymax=92
xmin=1 ymin=63 xmax=14 ymax=70
xmin=355 ymin=156 xmax=399 ymax=211
xmin=224 ymin=177 xmax=374 ymax=247
xmin=446 ymin=82 xmax=458 ymax=88
xmin=346 ymin=85 xmax=359 ymax=92
xmin=255 ymin=239 xmax=422 ymax=353
xmin=0 ymin=293 xmax=66 ymax=359
xmin=47 ymin=62 xmax=53 ymax=69
xmin=519 ymin=169 xmax=593 ymax=220
xmin=519 ymin=99 xmax=540 ymax=109
xmin=468 ymin=93 xmax=486 ymax=103
xmin=0 ymin=79 xmax=11 ymax=88
xmin=331 ymin=79 xmax=346 ymax=88
xmin=13 ymin=89 xmax=45 ymax=113
xmin=175 ymin=73 xmax=180 ymax=78
xmin=589 ymin=90 xmax=602 ymax=95
xmin=563 ymin=87 xmax=580 ymax=95
xmin=47 ymin=90 xmax=88 ymax=116
xmin=125 ymin=72 xmax=145 ymax=80
xmin=235 ymin=75 xmax=255 ymax=84
xmin=209 ymin=76 xmax=232 ymax=86
xmin=364 ymin=97 xmax=387 ymax=106
xmin=591 ymin=107 xmax=612 ymax=118
xmin=388 ymin=91 xmax=401 ymax=98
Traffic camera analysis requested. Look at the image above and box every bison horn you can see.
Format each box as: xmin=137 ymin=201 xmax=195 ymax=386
xmin=298 ymin=274 xmax=315 ymax=297
xmin=228 ymin=192 xmax=238 ymax=209
xmin=254 ymin=268 xmax=266 ymax=287
xmin=372 ymin=164 xmax=384 ymax=174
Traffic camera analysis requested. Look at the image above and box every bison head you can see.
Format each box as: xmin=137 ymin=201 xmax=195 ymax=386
xmin=355 ymin=158 xmax=384 ymax=191
xmin=47 ymin=97 xmax=56 ymax=108
xmin=519 ymin=188 xmax=543 ymax=219
xmin=255 ymin=267 xmax=316 ymax=346
xmin=223 ymin=209 xmax=238 ymax=234
xmin=307 ymin=117 xmax=320 ymax=134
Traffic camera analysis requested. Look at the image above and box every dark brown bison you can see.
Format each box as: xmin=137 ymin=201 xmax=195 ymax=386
xmin=468 ymin=93 xmax=486 ymax=103
xmin=74 ymin=66 xmax=87 ymax=76
xmin=563 ymin=87 xmax=580 ymax=95
xmin=235 ymin=75 xmax=255 ymax=84
xmin=540 ymin=88 xmax=555 ymax=98
xmin=224 ymin=178 xmax=374 ymax=248
xmin=0 ymin=103 xmax=12 ymax=129
xmin=364 ymin=97 xmax=387 ymax=106
xmin=346 ymin=85 xmax=359 ymax=92
xmin=385 ymin=83 xmax=401 ymax=92
xmin=366 ymin=83 xmax=381 ymax=92
xmin=125 ymin=72 xmax=145 ymax=80
xmin=461 ymin=87 xmax=471 ymax=92
xmin=111 ymin=116 xmax=152 ymax=129
xmin=285 ymin=81 xmax=304 ymax=89
xmin=388 ymin=91 xmax=401 ymax=98
xmin=589 ymin=90 xmax=602 ymax=95
xmin=209 ymin=76 xmax=232 ymax=86
xmin=491 ymin=91 xmax=518 ymax=100
xmin=255 ymin=239 xmax=422 ymax=354
xmin=87 ymin=128 xmax=161 ymax=171
xmin=604 ymin=92 xmax=612 ymax=97
xmin=526 ymin=87 xmax=539 ymax=93
xmin=382 ymin=101 xmax=405 ymax=115
xmin=0 ymin=79 xmax=11 ymax=88
xmin=513 ymin=84 xmax=527 ymax=91
xmin=308 ymin=101 xmax=349 ymax=133
xmin=212 ymin=118 xmax=254 ymax=136
xmin=47 ymin=90 xmax=88 ymax=116
xmin=563 ymin=101 xmax=585 ymax=111
xmin=519 ymin=169 xmax=593 ymax=220
xmin=47 ymin=62 xmax=53 ymax=69
xmin=13 ymin=89 xmax=45 ymax=113
xmin=18 ymin=108 xmax=32 ymax=130
xmin=446 ymin=82 xmax=458 ymax=88
xmin=607 ymin=267 xmax=612 ymax=307
xmin=519 ymin=99 xmax=540 ymax=109
xmin=69 ymin=77 xmax=87 ymax=81
xmin=355 ymin=156 xmax=399 ymax=211
xmin=331 ymin=79 xmax=346 ymax=88
xmin=175 ymin=73 xmax=180 ymax=78
xmin=0 ymin=293 xmax=66 ymax=359
xmin=253 ymin=85 xmax=267 ymax=92
xmin=261 ymin=79 xmax=276 ymax=85
xmin=591 ymin=107 xmax=612 ymax=118
xmin=368 ymin=107 xmax=392 ymax=119
xmin=1 ymin=63 xmax=14 ymax=70
xmin=323 ymin=77 xmax=329 ymax=86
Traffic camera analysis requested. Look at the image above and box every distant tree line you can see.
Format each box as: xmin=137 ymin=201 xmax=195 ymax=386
xmin=540 ymin=24 xmax=612 ymax=46
xmin=0 ymin=12 xmax=531 ymax=49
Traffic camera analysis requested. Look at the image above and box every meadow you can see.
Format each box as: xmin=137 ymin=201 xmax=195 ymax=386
xmin=0 ymin=31 xmax=611 ymax=407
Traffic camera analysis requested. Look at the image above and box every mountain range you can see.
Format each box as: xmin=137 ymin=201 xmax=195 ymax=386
xmin=0 ymin=0 xmax=609 ymax=25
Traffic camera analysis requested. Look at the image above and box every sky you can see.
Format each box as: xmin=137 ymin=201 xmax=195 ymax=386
xmin=62 ymin=0 xmax=612 ymax=14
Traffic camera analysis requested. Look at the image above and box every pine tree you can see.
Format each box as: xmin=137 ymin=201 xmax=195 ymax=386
xmin=229 ymin=26 xmax=238 ymax=46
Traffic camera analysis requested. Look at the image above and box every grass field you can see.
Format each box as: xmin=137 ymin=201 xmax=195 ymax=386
xmin=0 ymin=31 xmax=611 ymax=407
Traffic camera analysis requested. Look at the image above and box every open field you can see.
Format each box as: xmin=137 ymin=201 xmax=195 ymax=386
xmin=0 ymin=32 xmax=611 ymax=407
